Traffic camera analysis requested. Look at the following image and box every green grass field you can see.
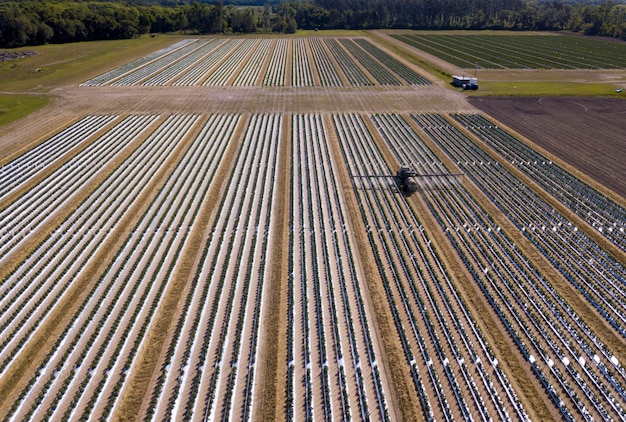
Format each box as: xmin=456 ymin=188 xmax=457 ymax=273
xmin=0 ymin=95 xmax=49 ymax=127
xmin=391 ymin=32 xmax=626 ymax=69
xmin=461 ymin=81 xmax=622 ymax=96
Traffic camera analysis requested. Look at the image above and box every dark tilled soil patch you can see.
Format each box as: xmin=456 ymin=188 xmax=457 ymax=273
xmin=469 ymin=96 xmax=626 ymax=198
xmin=0 ymin=50 xmax=38 ymax=62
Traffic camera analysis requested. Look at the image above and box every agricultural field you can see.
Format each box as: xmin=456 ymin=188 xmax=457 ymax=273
xmin=390 ymin=33 xmax=626 ymax=70
xmin=81 ymin=37 xmax=430 ymax=87
xmin=468 ymin=96 xmax=626 ymax=198
xmin=0 ymin=34 xmax=625 ymax=422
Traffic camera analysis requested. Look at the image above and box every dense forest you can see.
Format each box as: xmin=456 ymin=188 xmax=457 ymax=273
xmin=1 ymin=0 xmax=624 ymax=47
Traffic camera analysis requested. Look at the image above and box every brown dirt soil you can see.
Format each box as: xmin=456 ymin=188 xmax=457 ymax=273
xmin=469 ymin=96 xmax=626 ymax=198
xmin=264 ymin=115 xmax=291 ymax=422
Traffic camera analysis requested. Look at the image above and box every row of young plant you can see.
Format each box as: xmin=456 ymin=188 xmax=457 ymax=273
xmin=263 ymin=39 xmax=288 ymax=86
xmin=202 ymin=39 xmax=259 ymax=86
xmin=172 ymin=39 xmax=242 ymax=86
xmin=142 ymin=114 xmax=239 ymax=421
xmin=394 ymin=34 xmax=556 ymax=70
xmin=371 ymin=113 xmax=530 ymax=421
xmin=0 ymin=116 xmax=164 ymax=374
xmin=334 ymin=112 xmax=481 ymax=420
xmin=309 ymin=39 xmax=343 ymax=87
xmin=110 ymin=41 xmax=205 ymax=86
xmin=0 ymin=113 xmax=157 ymax=265
xmin=289 ymin=114 xmax=390 ymax=420
xmin=83 ymin=37 xmax=429 ymax=88
xmin=1 ymin=114 xmax=202 ymax=420
xmin=411 ymin=113 xmax=625 ymax=419
xmin=141 ymin=39 xmax=222 ymax=86
xmin=106 ymin=114 xmax=253 ymax=422
xmin=443 ymin=34 xmax=574 ymax=69
xmin=0 ymin=115 xmax=116 ymax=201
xmin=291 ymin=38 xmax=314 ymax=87
xmin=453 ymin=113 xmax=626 ymax=252
xmin=415 ymin=114 xmax=626 ymax=339
xmin=395 ymin=34 xmax=626 ymax=70
xmin=233 ymin=39 xmax=273 ymax=86
xmin=353 ymin=40 xmax=430 ymax=86
xmin=417 ymin=113 xmax=626 ymax=366
xmin=391 ymin=34 xmax=491 ymax=69
xmin=323 ymin=39 xmax=373 ymax=87
xmin=80 ymin=39 xmax=198 ymax=86
xmin=383 ymin=113 xmax=623 ymax=419
xmin=9 ymin=115 xmax=201 ymax=420
xmin=146 ymin=114 xmax=280 ymax=421
xmin=64 ymin=114 xmax=210 ymax=421
xmin=338 ymin=40 xmax=401 ymax=86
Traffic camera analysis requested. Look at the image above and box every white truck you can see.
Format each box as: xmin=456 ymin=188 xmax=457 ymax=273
xmin=452 ymin=75 xmax=478 ymax=90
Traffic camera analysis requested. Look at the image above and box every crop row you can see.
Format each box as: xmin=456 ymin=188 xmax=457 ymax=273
xmin=233 ymin=39 xmax=273 ymax=86
xmin=309 ymin=39 xmax=343 ymax=87
xmin=452 ymin=113 xmax=626 ymax=252
xmin=0 ymin=114 xmax=158 ymax=264
xmin=82 ymin=37 xmax=430 ymax=88
xmin=323 ymin=39 xmax=373 ymax=86
xmin=392 ymin=34 xmax=626 ymax=69
xmin=141 ymin=39 xmax=223 ymax=86
xmin=80 ymin=39 xmax=198 ymax=86
xmin=0 ymin=115 xmax=116 ymax=201
xmin=353 ymin=39 xmax=429 ymax=85
xmin=263 ymin=39 xmax=288 ymax=86
xmin=0 ymin=116 xmax=161 ymax=355
xmin=288 ymin=114 xmax=390 ymax=420
xmin=292 ymin=38 xmax=315 ymax=87
xmin=144 ymin=113 xmax=281 ymax=421
xmin=202 ymin=39 xmax=258 ymax=86
xmin=338 ymin=39 xmax=401 ymax=86
xmin=333 ymin=112 xmax=532 ymax=420
xmin=375 ymin=113 xmax=625 ymax=421
xmin=172 ymin=39 xmax=241 ymax=86
xmin=412 ymin=114 xmax=626 ymax=340
xmin=2 ymin=114 xmax=206 ymax=420
xmin=111 ymin=40 xmax=204 ymax=86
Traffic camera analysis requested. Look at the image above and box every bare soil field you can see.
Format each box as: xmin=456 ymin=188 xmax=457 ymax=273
xmin=469 ymin=96 xmax=626 ymax=197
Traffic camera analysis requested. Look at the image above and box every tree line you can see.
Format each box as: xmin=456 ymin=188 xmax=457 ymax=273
xmin=1 ymin=0 xmax=624 ymax=48
xmin=294 ymin=0 xmax=625 ymax=38
xmin=0 ymin=1 xmax=296 ymax=47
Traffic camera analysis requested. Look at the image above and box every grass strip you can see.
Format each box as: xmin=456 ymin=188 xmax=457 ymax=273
xmin=0 ymin=95 xmax=49 ymax=128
